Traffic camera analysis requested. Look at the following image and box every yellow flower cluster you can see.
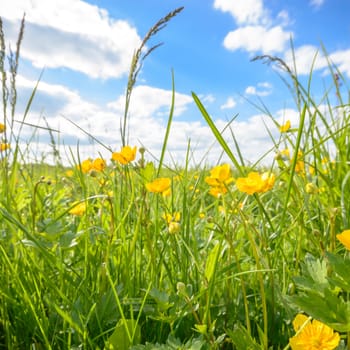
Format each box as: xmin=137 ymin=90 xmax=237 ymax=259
xmin=205 ymin=164 xmax=234 ymax=197
xmin=0 ymin=143 xmax=10 ymax=152
xmin=78 ymin=158 xmax=106 ymax=173
xmin=112 ymin=146 xmax=137 ymax=165
xmin=163 ymin=212 xmax=181 ymax=234
xmin=236 ymin=171 xmax=275 ymax=195
xmin=0 ymin=123 xmax=5 ymax=133
xmin=146 ymin=177 xmax=171 ymax=197
xmin=289 ymin=314 xmax=340 ymax=350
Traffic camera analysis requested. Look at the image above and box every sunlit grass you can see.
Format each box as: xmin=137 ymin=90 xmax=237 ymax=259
xmin=1 ymin=10 xmax=350 ymax=350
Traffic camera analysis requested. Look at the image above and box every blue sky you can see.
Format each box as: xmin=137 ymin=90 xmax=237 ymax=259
xmin=2 ymin=0 xmax=350 ymax=166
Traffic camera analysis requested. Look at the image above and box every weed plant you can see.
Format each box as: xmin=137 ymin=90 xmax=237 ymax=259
xmin=1 ymin=9 xmax=350 ymax=350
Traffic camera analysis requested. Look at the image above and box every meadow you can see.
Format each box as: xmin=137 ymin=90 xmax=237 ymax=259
xmin=1 ymin=9 xmax=350 ymax=350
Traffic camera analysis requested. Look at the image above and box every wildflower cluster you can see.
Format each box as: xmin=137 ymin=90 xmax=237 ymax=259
xmin=163 ymin=212 xmax=181 ymax=234
xmin=205 ymin=164 xmax=234 ymax=197
xmin=78 ymin=158 xmax=106 ymax=174
xmin=112 ymin=146 xmax=137 ymax=165
xmin=0 ymin=122 xmax=10 ymax=153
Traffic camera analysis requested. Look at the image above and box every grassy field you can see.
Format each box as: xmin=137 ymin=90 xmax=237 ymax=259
xmin=1 ymin=11 xmax=350 ymax=350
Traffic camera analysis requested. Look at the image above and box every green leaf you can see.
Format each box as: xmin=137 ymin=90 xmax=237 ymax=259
xmin=204 ymin=243 xmax=220 ymax=284
xmin=226 ymin=325 xmax=263 ymax=350
xmin=140 ymin=162 xmax=155 ymax=182
xmin=105 ymin=319 xmax=141 ymax=350
xmin=149 ymin=288 xmax=173 ymax=312
xmin=326 ymin=252 xmax=350 ymax=292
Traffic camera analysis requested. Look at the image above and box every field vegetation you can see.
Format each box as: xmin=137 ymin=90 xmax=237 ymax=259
xmin=1 ymin=9 xmax=350 ymax=350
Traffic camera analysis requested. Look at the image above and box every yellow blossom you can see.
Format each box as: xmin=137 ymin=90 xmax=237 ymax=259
xmin=0 ymin=123 xmax=5 ymax=133
xmin=281 ymin=148 xmax=290 ymax=158
xmin=92 ymin=158 xmax=106 ymax=172
xmin=0 ymin=143 xmax=10 ymax=152
xmin=162 ymin=212 xmax=180 ymax=234
xmin=279 ymin=119 xmax=291 ymax=132
xmin=295 ymin=160 xmax=305 ymax=174
xmin=236 ymin=171 xmax=275 ymax=195
xmin=205 ymin=164 xmax=234 ymax=187
xmin=205 ymin=164 xmax=234 ymax=197
xmin=112 ymin=146 xmax=137 ymax=165
xmin=208 ymin=185 xmax=227 ymax=198
xmin=78 ymin=159 xmax=93 ymax=173
xmin=336 ymin=229 xmax=350 ymax=250
xmin=146 ymin=177 xmax=171 ymax=195
xmin=162 ymin=212 xmax=180 ymax=224
xmin=69 ymin=202 xmax=87 ymax=216
xmin=289 ymin=314 xmax=340 ymax=350
xmin=308 ymin=165 xmax=315 ymax=176
xmin=305 ymin=183 xmax=318 ymax=194
xmin=168 ymin=222 xmax=181 ymax=234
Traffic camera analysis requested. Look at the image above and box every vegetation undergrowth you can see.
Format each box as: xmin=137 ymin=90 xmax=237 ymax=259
xmin=1 ymin=8 xmax=350 ymax=350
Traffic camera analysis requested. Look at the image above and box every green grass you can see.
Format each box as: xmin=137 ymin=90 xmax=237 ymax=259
xmin=1 ymin=10 xmax=350 ymax=350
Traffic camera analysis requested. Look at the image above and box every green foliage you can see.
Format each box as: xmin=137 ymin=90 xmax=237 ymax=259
xmin=1 ymin=6 xmax=350 ymax=350
xmin=290 ymin=252 xmax=350 ymax=333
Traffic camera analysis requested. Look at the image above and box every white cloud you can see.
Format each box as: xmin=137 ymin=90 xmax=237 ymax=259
xmin=223 ymin=25 xmax=292 ymax=54
xmin=2 ymin=0 xmax=142 ymax=79
xmin=213 ymin=0 xmax=266 ymax=25
xmin=108 ymin=85 xmax=193 ymax=119
xmin=11 ymin=75 xmax=297 ymax=167
xmin=283 ymin=44 xmax=350 ymax=78
xmin=245 ymin=82 xmax=272 ymax=96
xmin=310 ymin=0 xmax=325 ymax=9
xmin=220 ymin=97 xmax=236 ymax=109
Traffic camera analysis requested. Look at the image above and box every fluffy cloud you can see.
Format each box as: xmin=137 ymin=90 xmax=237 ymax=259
xmin=213 ymin=0 xmax=267 ymax=25
xmin=245 ymin=82 xmax=272 ymax=96
xmin=214 ymin=0 xmax=292 ymax=55
xmin=2 ymin=0 xmax=141 ymax=79
xmin=283 ymin=45 xmax=350 ymax=78
xmin=12 ymin=75 xmax=298 ymax=167
xmin=223 ymin=25 xmax=292 ymax=54
xmin=220 ymin=97 xmax=237 ymax=109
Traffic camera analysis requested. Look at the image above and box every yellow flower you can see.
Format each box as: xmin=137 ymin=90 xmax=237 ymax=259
xmin=279 ymin=119 xmax=291 ymax=132
xmin=205 ymin=164 xmax=234 ymax=197
xmin=168 ymin=222 xmax=181 ymax=234
xmin=92 ymin=158 xmax=106 ymax=172
xmin=205 ymin=164 xmax=234 ymax=187
xmin=162 ymin=212 xmax=180 ymax=224
xmin=66 ymin=169 xmax=74 ymax=177
xmin=305 ymin=183 xmax=318 ymax=194
xmin=289 ymin=314 xmax=340 ymax=350
xmin=146 ymin=177 xmax=171 ymax=195
xmin=0 ymin=123 xmax=5 ymax=133
xmin=208 ymin=185 xmax=227 ymax=198
xmin=295 ymin=160 xmax=305 ymax=174
xmin=337 ymin=229 xmax=350 ymax=250
xmin=112 ymin=146 xmax=137 ymax=165
xmin=0 ymin=143 xmax=10 ymax=152
xmin=69 ymin=202 xmax=87 ymax=216
xmin=78 ymin=159 xmax=93 ymax=173
xmin=236 ymin=171 xmax=275 ymax=195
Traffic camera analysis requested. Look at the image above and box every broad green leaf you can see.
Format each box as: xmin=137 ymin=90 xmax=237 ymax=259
xmin=204 ymin=243 xmax=220 ymax=284
xmin=105 ymin=319 xmax=141 ymax=350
